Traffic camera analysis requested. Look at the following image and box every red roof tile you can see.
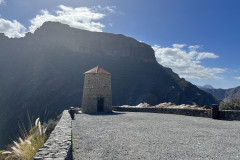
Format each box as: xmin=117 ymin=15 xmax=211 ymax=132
xmin=84 ymin=66 xmax=111 ymax=75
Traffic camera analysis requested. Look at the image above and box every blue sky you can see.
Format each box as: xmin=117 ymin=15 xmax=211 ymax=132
xmin=0 ymin=0 xmax=240 ymax=89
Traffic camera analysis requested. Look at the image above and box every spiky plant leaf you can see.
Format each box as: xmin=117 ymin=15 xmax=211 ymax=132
xmin=35 ymin=118 xmax=40 ymax=126
xmin=19 ymin=137 xmax=24 ymax=144
xmin=13 ymin=141 xmax=20 ymax=149
xmin=2 ymin=151 xmax=12 ymax=155
xmin=38 ymin=121 xmax=42 ymax=135
xmin=25 ymin=140 xmax=31 ymax=145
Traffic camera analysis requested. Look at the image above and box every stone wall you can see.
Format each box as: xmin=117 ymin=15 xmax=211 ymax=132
xmin=219 ymin=110 xmax=240 ymax=120
xmin=33 ymin=110 xmax=72 ymax=160
xmin=112 ymin=106 xmax=212 ymax=118
xmin=113 ymin=107 xmax=240 ymax=120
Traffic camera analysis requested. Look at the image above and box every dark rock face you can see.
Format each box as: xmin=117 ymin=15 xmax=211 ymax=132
xmin=201 ymin=86 xmax=240 ymax=101
xmin=0 ymin=22 xmax=217 ymax=148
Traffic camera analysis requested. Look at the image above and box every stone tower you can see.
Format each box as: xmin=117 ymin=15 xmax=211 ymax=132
xmin=82 ymin=66 xmax=112 ymax=113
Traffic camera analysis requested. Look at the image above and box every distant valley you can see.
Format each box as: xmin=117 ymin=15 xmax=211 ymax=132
xmin=199 ymin=85 xmax=240 ymax=101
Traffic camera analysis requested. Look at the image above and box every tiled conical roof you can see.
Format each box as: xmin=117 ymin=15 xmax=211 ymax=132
xmin=84 ymin=66 xmax=111 ymax=75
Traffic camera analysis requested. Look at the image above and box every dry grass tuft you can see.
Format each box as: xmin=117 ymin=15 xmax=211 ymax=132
xmin=1 ymin=118 xmax=47 ymax=160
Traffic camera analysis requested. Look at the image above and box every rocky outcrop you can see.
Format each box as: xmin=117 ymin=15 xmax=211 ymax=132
xmin=120 ymin=102 xmax=203 ymax=109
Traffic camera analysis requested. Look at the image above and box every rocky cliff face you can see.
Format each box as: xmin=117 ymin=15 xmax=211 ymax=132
xmin=0 ymin=22 xmax=217 ymax=148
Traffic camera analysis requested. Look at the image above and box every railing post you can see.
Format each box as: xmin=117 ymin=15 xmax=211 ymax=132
xmin=211 ymin=104 xmax=219 ymax=119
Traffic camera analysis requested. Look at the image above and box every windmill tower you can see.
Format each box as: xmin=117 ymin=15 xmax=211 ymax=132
xmin=82 ymin=66 xmax=112 ymax=113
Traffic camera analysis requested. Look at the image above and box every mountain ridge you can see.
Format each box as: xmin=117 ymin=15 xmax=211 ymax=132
xmin=200 ymin=86 xmax=240 ymax=101
xmin=0 ymin=21 xmax=217 ymax=149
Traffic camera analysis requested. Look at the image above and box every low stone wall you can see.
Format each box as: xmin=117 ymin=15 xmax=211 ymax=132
xmin=113 ymin=107 xmax=240 ymax=120
xmin=219 ymin=110 xmax=240 ymax=120
xmin=33 ymin=110 xmax=72 ymax=160
xmin=112 ymin=106 xmax=211 ymax=118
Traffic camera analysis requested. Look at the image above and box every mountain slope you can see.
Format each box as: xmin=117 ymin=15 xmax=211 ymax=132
xmin=198 ymin=84 xmax=215 ymax=90
xmin=201 ymin=86 xmax=240 ymax=101
xmin=0 ymin=22 xmax=217 ymax=148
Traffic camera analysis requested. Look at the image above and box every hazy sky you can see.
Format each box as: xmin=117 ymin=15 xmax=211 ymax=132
xmin=0 ymin=0 xmax=240 ymax=89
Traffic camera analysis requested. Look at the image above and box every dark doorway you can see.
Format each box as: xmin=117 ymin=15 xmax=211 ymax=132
xmin=97 ymin=98 xmax=104 ymax=112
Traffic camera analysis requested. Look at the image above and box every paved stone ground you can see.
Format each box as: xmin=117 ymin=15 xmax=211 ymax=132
xmin=72 ymin=112 xmax=240 ymax=160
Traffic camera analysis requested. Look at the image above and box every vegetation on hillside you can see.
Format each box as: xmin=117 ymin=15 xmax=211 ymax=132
xmin=220 ymin=98 xmax=240 ymax=110
xmin=0 ymin=115 xmax=61 ymax=160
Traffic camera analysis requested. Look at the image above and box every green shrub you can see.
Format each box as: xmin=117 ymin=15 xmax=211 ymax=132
xmin=220 ymin=98 xmax=240 ymax=110
xmin=57 ymin=114 xmax=62 ymax=121
xmin=44 ymin=119 xmax=58 ymax=137
xmin=0 ymin=150 xmax=5 ymax=160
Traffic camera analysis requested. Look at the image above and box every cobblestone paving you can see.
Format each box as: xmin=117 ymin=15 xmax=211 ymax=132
xmin=72 ymin=112 xmax=240 ymax=160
